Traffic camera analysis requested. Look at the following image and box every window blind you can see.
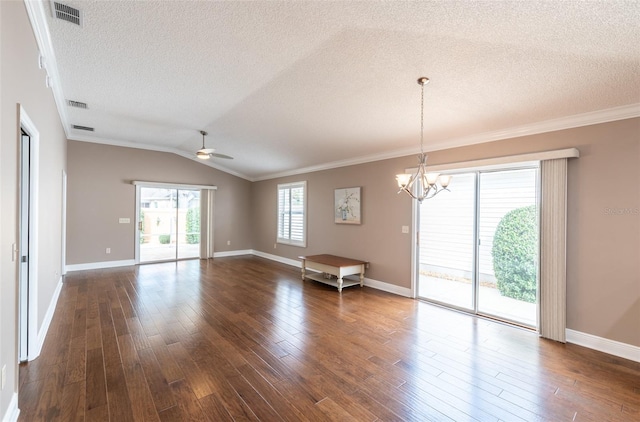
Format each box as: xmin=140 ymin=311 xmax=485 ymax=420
xmin=277 ymin=181 xmax=306 ymax=247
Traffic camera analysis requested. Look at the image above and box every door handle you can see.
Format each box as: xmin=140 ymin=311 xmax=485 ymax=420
xmin=138 ymin=221 xmax=143 ymax=231
xmin=21 ymin=256 xmax=28 ymax=263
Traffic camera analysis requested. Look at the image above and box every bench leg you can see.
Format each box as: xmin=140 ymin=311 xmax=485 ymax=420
xmin=301 ymin=260 xmax=306 ymax=281
xmin=338 ymin=277 xmax=343 ymax=293
xmin=360 ymin=272 xmax=364 ymax=287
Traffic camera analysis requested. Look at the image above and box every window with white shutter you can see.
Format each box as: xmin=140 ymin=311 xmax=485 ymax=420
xmin=277 ymin=181 xmax=306 ymax=247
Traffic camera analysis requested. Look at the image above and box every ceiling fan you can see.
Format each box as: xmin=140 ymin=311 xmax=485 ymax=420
xmin=196 ymin=130 xmax=233 ymax=160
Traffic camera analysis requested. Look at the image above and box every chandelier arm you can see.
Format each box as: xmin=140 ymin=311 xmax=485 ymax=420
xmin=398 ymin=187 xmax=418 ymax=200
xmin=425 ymin=185 xmax=449 ymax=200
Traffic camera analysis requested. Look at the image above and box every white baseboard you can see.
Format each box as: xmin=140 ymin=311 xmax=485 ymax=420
xmin=213 ymin=249 xmax=253 ymax=258
xmin=30 ymin=276 xmax=63 ymax=360
xmin=2 ymin=393 xmax=19 ymax=422
xmin=363 ymin=277 xmax=412 ymax=297
xmin=65 ymin=259 xmax=136 ymax=272
xmin=251 ymin=250 xmax=302 ymax=267
xmin=566 ymin=329 xmax=640 ymax=363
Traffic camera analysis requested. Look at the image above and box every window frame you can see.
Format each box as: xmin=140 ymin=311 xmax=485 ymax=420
xmin=276 ymin=181 xmax=307 ymax=247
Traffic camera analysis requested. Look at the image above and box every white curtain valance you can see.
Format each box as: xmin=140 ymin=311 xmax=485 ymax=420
xmin=405 ymin=148 xmax=579 ymax=174
xmin=132 ymin=180 xmax=217 ymax=190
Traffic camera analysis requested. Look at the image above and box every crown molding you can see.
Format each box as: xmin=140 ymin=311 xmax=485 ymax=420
xmin=427 ymin=103 xmax=640 ymax=152
xmin=254 ymin=103 xmax=640 ymax=181
xmin=24 ymin=0 xmax=70 ymax=139
xmin=73 ymin=102 xmax=638 ymax=183
xmin=68 ymin=135 xmax=252 ymax=181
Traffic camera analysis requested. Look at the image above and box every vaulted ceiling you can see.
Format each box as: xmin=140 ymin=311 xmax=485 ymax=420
xmin=38 ymin=0 xmax=640 ymax=180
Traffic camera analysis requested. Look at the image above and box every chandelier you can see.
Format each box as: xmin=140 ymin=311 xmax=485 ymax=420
xmin=396 ymin=77 xmax=451 ymax=202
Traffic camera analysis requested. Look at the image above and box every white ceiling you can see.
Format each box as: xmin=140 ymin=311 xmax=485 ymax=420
xmin=39 ymin=0 xmax=640 ymax=180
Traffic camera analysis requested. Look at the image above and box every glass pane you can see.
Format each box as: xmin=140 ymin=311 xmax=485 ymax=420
xmin=418 ymin=173 xmax=476 ymax=310
xmin=478 ymin=169 xmax=538 ymax=326
xmin=290 ymin=186 xmax=304 ymax=242
xmin=177 ymin=190 xmax=200 ymax=260
xmin=139 ymin=187 xmax=177 ymax=262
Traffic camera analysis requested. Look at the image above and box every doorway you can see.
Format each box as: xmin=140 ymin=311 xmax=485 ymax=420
xmin=18 ymin=106 xmax=40 ymax=362
xmin=417 ymin=166 xmax=539 ymax=327
xmin=137 ymin=187 xmax=201 ymax=263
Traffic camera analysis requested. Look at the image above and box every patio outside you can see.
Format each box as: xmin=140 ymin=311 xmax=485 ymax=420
xmin=140 ymin=241 xmax=200 ymax=262
xmin=418 ymin=274 xmax=536 ymax=326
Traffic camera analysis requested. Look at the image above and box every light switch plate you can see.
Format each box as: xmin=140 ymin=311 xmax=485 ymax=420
xmin=119 ymin=218 xmax=130 ymax=224
xmin=402 ymin=225 xmax=409 ymax=233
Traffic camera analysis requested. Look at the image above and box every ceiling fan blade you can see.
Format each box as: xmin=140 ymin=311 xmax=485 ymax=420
xmin=209 ymin=153 xmax=233 ymax=160
xmin=198 ymin=148 xmax=216 ymax=154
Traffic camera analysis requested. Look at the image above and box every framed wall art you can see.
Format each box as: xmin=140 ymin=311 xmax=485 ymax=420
xmin=334 ymin=187 xmax=361 ymax=224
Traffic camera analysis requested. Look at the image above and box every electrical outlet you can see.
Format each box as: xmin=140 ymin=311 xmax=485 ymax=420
xmin=274 ymin=243 xmax=277 ymax=249
xmin=1 ymin=364 xmax=6 ymax=390
xmin=106 ymin=248 xmax=111 ymax=254
xmin=227 ymin=240 xmax=231 ymax=246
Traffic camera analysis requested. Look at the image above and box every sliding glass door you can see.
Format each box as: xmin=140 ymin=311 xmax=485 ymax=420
xmin=477 ymin=169 xmax=538 ymax=325
xmin=139 ymin=187 xmax=200 ymax=263
xmin=417 ymin=167 xmax=539 ymax=327
xmin=418 ymin=173 xmax=476 ymax=310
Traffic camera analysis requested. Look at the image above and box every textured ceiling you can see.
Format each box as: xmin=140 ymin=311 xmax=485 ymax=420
xmin=43 ymin=0 xmax=640 ymax=180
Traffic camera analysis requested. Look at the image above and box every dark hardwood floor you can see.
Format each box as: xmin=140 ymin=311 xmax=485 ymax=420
xmin=18 ymin=256 xmax=640 ymax=421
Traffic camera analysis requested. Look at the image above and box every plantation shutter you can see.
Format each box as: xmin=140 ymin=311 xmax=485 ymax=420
xmin=277 ymin=181 xmax=306 ymax=247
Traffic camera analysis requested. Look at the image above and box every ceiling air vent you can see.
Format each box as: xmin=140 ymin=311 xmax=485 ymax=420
xmin=51 ymin=2 xmax=83 ymax=26
xmin=72 ymin=125 xmax=94 ymax=132
xmin=67 ymin=100 xmax=87 ymax=109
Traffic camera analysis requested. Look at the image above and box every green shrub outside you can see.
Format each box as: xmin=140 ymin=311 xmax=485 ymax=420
xmin=186 ymin=207 xmax=200 ymax=244
xmin=159 ymin=234 xmax=171 ymax=244
xmin=491 ymin=205 xmax=538 ymax=303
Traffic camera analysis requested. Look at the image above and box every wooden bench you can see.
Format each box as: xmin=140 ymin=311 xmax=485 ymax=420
xmin=298 ymin=254 xmax=368 ymax=292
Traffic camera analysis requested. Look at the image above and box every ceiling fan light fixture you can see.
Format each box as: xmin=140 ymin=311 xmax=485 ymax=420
xmin=195 ymin=129 xmax=233 ymax=160
xmin=196 ymin=150 xmax=210 ymax=160
xmin=196 ymin=130 xmax=211 ymax=159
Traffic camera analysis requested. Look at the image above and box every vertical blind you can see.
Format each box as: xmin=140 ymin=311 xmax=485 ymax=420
xmin=200 ymin=188 xmax=215 ymax=259
xmin=539 ymin=158 xmax=568 ymax=342
xmin=277 ymin=181 xmax=306 ymax=247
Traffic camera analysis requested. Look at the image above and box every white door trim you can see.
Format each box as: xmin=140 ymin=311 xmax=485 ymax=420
xmin=61 ymin=170 xmax=67 ymax=275
xmin=19 ymin=105 xmax=40 ymax=361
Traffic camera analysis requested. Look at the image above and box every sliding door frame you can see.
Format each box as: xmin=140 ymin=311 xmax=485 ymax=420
xmin=133 ymin=181 xmax=217 ymax=264
xmin=414 ymin=163 xmax=541 ymax=328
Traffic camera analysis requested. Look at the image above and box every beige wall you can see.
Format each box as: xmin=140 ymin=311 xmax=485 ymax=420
xmin=252 ymin=118 xmax=640 ymax=347
xmin=66 ymin=141 xmax=252 ymax=264
xmin=252 ymin=159 xmax=414 ymax=288
xmin=1 ymin=1 xmax=67 ymax=418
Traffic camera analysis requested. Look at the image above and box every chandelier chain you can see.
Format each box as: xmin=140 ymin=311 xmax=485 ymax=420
xmin=420 ymin=80 xmax=425 ymax=155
